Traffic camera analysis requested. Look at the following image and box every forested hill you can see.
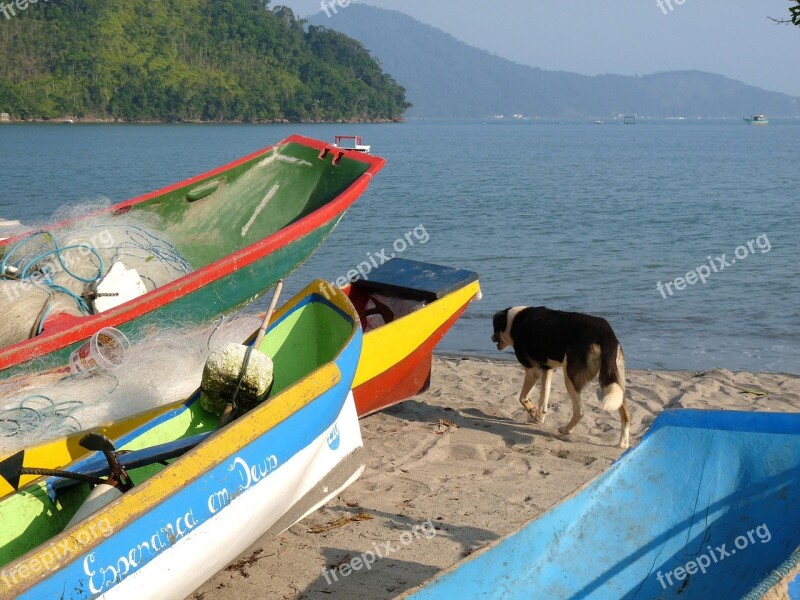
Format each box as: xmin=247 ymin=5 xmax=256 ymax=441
xmin=0 ymin=0 xmax=410 ymax=122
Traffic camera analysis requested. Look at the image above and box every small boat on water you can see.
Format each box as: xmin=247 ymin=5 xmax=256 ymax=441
xmin=403 ymin=410 xmax=800 ymax=600
xmin=0 ymin=259 xmax=480 ymax=496
xmin=744 ymin=114 xmax=769 ymax=125
xmin=0 ymin=136 xmax=384 ymax=380
xmin=0 ymin=280 xmax=366 ymax=599
xmin=333 ymin=135 xmax=371 ymax=154
xmin=0 ymin=219 xmax=32 ymax=242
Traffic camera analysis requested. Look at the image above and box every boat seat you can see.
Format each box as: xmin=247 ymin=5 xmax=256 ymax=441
xmin=360 ymin=296 xmax=395 ymax=331
xmin=352 ymin=258 xmax=479 ymax=302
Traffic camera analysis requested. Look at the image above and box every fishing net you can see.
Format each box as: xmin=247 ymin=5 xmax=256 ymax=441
xmin=0 ymin=312 xmax=263 ymax=454
xmin=0 ymin=200 xmax=192 ymax=349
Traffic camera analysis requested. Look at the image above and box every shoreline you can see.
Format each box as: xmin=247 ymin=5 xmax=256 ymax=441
xmin=0 ymin=116 xmax=405 ymax=125
xmin=191 ymin=356 xmax=800 ymax=599
xmin=433 ymin=351 xmax=800 ymax=377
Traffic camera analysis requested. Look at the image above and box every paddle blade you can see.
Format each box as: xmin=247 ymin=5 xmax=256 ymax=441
xmin=0 ymin=451 xmax=24 ymax=490
xmin=79 ymin=433 xmax=116 ymax=453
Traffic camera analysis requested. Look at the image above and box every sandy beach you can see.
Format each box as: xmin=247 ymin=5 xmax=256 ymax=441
xmin=189 ymin=356 xmax=800 ymax=600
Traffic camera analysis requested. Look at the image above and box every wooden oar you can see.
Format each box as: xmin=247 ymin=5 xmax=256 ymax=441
xmin=255 ymin=279 xmax=284 ymax=349
xmin=218 ymin=279 xmax=284 ymax=426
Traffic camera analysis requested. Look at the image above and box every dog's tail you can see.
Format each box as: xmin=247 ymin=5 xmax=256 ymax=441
xmin=599 ymin=341 xmax=626 ymax=412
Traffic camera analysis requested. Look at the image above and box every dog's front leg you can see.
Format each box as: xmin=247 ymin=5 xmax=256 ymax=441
xmin=518 ymin=368 xmax=540 ymax=420
xmin=533 ymin=369 xmax=553 ymax=423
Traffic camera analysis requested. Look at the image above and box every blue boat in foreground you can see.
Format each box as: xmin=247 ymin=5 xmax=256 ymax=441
xmin=404 ymin=410 xmax=800 ymax=600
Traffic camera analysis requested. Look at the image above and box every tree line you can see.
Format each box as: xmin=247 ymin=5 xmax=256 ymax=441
xmin=0 ymin=0 xmax=410 ymax=122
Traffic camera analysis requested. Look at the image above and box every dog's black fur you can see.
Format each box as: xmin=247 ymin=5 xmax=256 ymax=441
xmin=493 ymin=307 xmax=623 ymax=391
xmin=492 ymin=306 xmax=631 ymax=448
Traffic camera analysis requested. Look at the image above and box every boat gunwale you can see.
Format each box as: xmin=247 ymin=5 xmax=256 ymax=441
xmin=0 ymin=135 xmax=384 ymax=373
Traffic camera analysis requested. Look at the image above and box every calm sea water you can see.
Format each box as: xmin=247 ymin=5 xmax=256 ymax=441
xmin=1 ymin=121 xmax=798 ymax=373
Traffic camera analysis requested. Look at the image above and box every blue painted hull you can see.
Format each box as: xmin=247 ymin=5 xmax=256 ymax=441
xmin=405 ymin=410 xmax=800 ymax=600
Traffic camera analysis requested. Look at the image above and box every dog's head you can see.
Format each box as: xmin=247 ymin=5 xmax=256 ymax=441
xmin=492 ymin=308 xmax=513 ymax=351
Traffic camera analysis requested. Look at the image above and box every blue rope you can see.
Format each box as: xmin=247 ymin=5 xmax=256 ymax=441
xmin=45 ymin=284 xmax=92 ymax=313
xmin=0 ymin=230 xmax=102 ymax=316
xmin=0 ymin=395 xmax=83 ymax=438
xmin=109 ymin=225 xmax=191 ymax=275
xmin=0 ymin=231 xmax=49 ymax=277
xmin=20 ymin=243 xmax=104 ymax=284
xmin=36 ymin=303 xmax=53 ymax=335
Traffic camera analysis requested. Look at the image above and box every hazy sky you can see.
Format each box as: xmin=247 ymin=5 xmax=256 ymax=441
xmin=280 ymin=0 xmax=800 ymax=97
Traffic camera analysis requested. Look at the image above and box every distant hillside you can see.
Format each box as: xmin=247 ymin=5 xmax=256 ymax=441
xmin=309 ymin=5 xmax=800 ymax=119
xmin=0 ymin=0 xmax=410 ymax=122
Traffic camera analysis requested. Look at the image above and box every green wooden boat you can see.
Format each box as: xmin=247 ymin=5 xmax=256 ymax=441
xmin=0 ymin=135 xmax=385 ymax=380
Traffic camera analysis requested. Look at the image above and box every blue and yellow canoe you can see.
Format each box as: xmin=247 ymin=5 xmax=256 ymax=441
xmin=0 ymin=280 xmax=364 ymax=599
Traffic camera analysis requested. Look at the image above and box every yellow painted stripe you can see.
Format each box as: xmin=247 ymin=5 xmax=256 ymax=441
xmin=354 ymin=281 xmax=481 ymax=387
xmin=6 ymin=363 xmax=341 ymax=594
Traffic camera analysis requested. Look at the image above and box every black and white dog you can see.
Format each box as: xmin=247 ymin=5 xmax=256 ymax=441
xmin=491 ymin=307 xmax=630 ymax=449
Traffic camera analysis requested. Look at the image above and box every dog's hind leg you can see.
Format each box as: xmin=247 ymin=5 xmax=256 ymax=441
xmin=518 ymin=368 xmax=540 ymax=421
xmin=558 ymin=370 xmax=585 ymax=436
xmin=618 ymin=402 xmax=631 ymax=449
xmin=533 ymin=369 xmax=553 ymax=423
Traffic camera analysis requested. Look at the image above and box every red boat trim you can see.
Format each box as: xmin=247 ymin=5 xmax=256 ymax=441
xmin=0 ymin=136 xmax=385 ymax=371
xmin=353 ymin=304 xmax=471 ymax=417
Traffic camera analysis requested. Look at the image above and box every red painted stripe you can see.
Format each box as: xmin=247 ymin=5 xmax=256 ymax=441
xmin=353 ymin=301 xmax=474 ymax=417
xmin=0 ymin=137 xmax=385 ymax=372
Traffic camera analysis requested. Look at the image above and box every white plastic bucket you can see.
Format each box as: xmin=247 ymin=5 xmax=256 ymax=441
xmin=69 ymin=327 xmax=130 ymax=374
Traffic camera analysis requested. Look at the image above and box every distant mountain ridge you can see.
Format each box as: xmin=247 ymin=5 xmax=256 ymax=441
xmin=309 ymin=5 xmax=800 ymax=119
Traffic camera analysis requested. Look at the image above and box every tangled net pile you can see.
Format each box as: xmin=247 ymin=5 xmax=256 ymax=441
xmin=0 ymin=313 xmax=264 ymax=453
xmin=0 ymin=202 xmax=192 ymax=348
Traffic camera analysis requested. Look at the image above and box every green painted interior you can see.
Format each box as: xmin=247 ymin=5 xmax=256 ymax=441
xmin=127 ymin=142 xmax=369 ymax=267
xmin=261 ymin=298 xmax=354 ymax=395
xmin=0 ymin=294 xmax=354 ymax=571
